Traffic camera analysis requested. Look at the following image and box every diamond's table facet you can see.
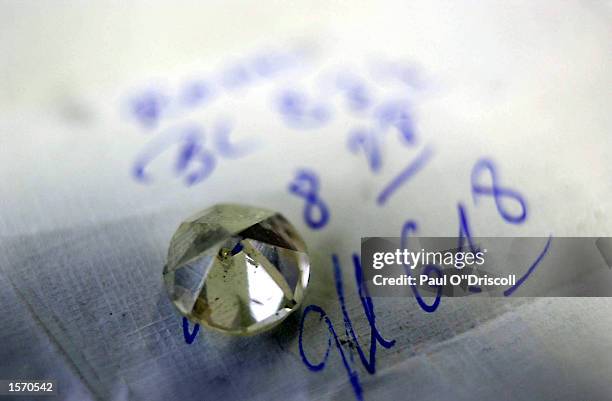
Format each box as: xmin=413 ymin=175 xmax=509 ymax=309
xmin=163 ymin=204 xmax=310 ymax=335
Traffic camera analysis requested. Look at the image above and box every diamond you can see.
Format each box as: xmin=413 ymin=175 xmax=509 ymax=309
xmin=163 ymin=204 xmax=310 ymax=335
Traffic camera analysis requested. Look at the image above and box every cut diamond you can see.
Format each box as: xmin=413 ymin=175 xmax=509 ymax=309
xmin=163 ymin=204 xmax=310 ymax=335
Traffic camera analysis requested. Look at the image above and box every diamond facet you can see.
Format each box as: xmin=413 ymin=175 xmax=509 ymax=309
xmin=163 ymin=204 xmax=310 ymax=335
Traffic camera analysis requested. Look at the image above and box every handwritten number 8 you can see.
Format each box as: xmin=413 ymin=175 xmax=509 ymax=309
xmin=288 ymin=169 xmax=330 ymax=230
xmin=471 ymin=158 xmax=527 ymax=224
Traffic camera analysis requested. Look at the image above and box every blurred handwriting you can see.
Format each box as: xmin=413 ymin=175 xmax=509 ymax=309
xmin=121 ymin=50 xmax=551 ymax=401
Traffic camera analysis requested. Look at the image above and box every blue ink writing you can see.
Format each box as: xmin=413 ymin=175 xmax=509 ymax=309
xmin=377 ymin=146 xmax=434 ymax=205
xmin=133 ymin=120 xmax=256 ymax=186
xmin=132 ymin=124 xmax=216 ymax=186
xmin=288 ymin=169 xmax=330 ymax=230
xmin=504 ymin=235 xmax=553 ymax=296
xmin=375 ymin=100 xmax=416 ymax=145
xmin=123 ymin=48 xmax=302 ymax=129
xmin=464 ymin=159 xmax=552 ymax=294
xmin=335 ymin=75 xmax=372 ymax=113
xmin=180 ymin=80 xmax=214 ymax=107
xmin=347 ymin=129 xmax=382 ymax=173
xmin=299 ymin=305 xmax=362 ymax=398
xmin=400 ymin=220 xmax=442 ymax=312
xmin=276 ymin=90 xmax=332 ymax=129
xmin=456 ymin=203 xmax=482 ymax=292
xmin=128 ymin=89 xmax=168 ymax=130
xmin=183 ymin=317 xmax=200 ymax=344
xmin=298 ymin=254 xmax=395 ymax=401
xmin=471 ymin=158 xmax=527 ymax=224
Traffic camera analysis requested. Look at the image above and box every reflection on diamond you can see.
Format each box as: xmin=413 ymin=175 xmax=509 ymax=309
xmin=163 ymin=204 xmax=310 ymax=335
xmin=245 ymin=253 xmax=285 ymax=322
